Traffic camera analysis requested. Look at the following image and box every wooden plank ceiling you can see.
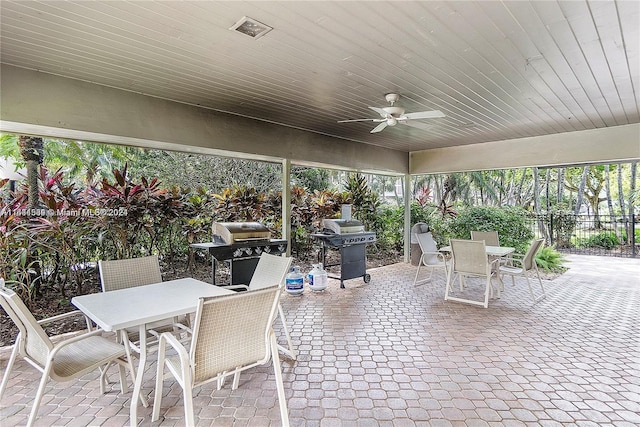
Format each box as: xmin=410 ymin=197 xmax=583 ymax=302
xmin=0 ymin=1 xmax=638 ymax=153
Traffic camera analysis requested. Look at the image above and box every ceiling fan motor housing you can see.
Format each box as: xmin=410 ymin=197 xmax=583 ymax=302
xmin=384 ymin=93 xmax=400 ymax=105
xmin=383 ymin=106 xmax=405 ymax=117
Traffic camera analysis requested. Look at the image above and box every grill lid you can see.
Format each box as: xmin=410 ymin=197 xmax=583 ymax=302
xmin=212 ymin=221 xmax=271 ymax=244
xmin=322 ymin=218 xmax=365 ymax=234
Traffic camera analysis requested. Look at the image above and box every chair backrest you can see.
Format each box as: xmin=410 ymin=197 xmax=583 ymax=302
xmin=450 ymin=239 xmax=489 ymax=275
xmin=98 ymin=255 xmax=162 ymax=292
xmin=248 ymin=253 xmax=293 ymax=290
xmin=470 ymin=231 xmax=500 ymax=246
xmin=416 ymin=232 xmax=441 ymax=265
xmin=0 ymin=280 xmax=53 ymax=367
xmin=190 ymin=286 xmax=280 ymax=384
xmin=522 ymin=239 xmax=544 ymax=270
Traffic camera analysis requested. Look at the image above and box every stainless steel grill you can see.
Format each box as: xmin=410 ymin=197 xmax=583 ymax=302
xmin=191 ymin=222 xmax=287 ymax=286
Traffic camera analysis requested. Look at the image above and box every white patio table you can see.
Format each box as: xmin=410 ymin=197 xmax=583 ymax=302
xmin=72 ymin=278 xmax=234 ymax=427
xmin=440 ymin=244 xmax=515 ymax=299
xmin=439 ymin=245 xmax=515 ymax=258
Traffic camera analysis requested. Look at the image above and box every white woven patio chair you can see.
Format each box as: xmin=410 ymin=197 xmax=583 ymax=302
xmin=220 ymin=252 xmax=294 ymax=389
xmin=98 ymin=255 xmax=191 ymax=353
xmin=445 ymin=239 xmax=501 ymax=308
xmin=152 ymin=286 xmax=290 ymax=427
xmin=498 ymin=238 xmax=547 ymax=303
xmin=471 ymin=230 xmax=509 ymax=269
xmin=470 ymin=230 xmax=500 ymax=246
xmin=413 ymin=232 xmax=449 ymax=286
xmin=223 ymin=253 xmax=295 ymax=359
xmin=0 ymin=279 xmax=134 ymax=427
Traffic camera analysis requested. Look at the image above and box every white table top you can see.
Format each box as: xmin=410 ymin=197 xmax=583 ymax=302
xmin=72 ymin=278 xmax=234 ymax=331
xmin=440 ymin=245 xmax=515 ymax=257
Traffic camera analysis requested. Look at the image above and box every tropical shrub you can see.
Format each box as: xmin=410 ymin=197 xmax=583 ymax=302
xmin=344 ymin=173 xmax=381 ymax=236
xmin=548 ymin=209 xmax=577 ymax=248
xmin=577 ymin=232 xmax=620 ymax=250
xmin=535 ymin=245 xmax=566 ymax=272
xmin=447 ymin=205 xmax=534 ymax=253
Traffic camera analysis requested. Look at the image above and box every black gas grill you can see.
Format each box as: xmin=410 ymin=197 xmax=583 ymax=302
xmin=191 ymin=222 xmax=287 ymax=286
xmin=311 ymin=219 xmax=376 ymax=288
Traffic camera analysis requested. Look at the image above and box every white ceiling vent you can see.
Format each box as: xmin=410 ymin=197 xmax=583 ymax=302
xmin=229 ymin=16 xmax=272 ymax=39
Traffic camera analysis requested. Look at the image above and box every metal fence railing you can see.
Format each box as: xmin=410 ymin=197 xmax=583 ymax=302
xmin=524 ymin=213 xmax=637 ymax=258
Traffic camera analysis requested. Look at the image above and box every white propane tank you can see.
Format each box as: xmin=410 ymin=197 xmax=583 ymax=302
xmin=285 ymin=266 xmax=305 ymax=296
xmin=308 ymin=263 xmax=328 ymax=292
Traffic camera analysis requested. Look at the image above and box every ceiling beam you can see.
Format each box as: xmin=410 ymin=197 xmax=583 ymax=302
xmin=410 ymin=123 xmax=640 ymax=174
xmin=0 ymin=64 xmax=408 ymax=175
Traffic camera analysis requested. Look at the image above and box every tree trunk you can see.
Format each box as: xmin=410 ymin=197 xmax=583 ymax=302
xmin=574 ymin=166 xmax=589 ymax=215
xmin=630 ymin=163 xmax=637 ymax=246
xmin=557 ymin=167 xmax=565 ymax=207
xmin=516 ymin=168 xmax=527 ymax=206
xmin=545 ymin=169 xmax=551 ymax=212
xmin=18 ymin=135 xmax=44 ymax=209
xmin=604 ymin=166 xmax=618 ymax=238
xmin=617 ymin=164 xmax=628 ymax=242
xmin=533 ymin=167 xmax=548 ymax=240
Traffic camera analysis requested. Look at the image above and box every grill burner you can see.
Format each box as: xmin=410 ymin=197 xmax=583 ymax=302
xmin=311 ymin=219 xmax=376 ymax=288
xmin=191 ymin=222 xmax=287 ymax=286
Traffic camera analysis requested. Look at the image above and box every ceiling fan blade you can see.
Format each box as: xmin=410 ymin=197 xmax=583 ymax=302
xmin=370 ymin=122 xmax=388 ymax=133
xmin=402 ymin=110 xmax=446 ymax=120
xmin=368 ymin=106 xmax=388 ymax=117
xmin=337 ymin=118 xmax=376 ymax=123
xmin=400 ymin=120 xmax=433 ymax=130
xmin=338 ymin=118 xmax=385 ymax=123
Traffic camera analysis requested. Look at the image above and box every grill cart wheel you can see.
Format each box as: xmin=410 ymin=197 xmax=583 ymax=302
xmin=364 ymin=274 xmax=371 ymax=283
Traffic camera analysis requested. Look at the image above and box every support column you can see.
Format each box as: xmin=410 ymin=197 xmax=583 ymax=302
xmin=282 ymin=159 xmax=292 ymax=257
xmin=404 ymin=174 xmax=411 ymax=263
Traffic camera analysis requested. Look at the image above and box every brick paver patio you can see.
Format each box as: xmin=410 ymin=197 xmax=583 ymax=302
xmin=1 ymin=254 xmax=639 ymax=426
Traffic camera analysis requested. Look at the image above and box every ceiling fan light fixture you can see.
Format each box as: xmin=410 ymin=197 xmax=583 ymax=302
xmin=229 ymin=16 xmax=273 ymax=39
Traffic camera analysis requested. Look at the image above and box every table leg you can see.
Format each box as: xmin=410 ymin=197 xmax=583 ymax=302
xmin=130 ymin=325 xmax=148 ymax=427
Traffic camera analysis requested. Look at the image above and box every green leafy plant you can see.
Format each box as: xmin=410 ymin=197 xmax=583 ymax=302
xmin=578 ymin=232 xmax=620 ymax=250
xmin=344 ymin=173 xmax=381 ymax=236
xmin=535 ymin=245 xmax=566 ymax=272
xmin=447 ymin=205 xmax=534 ymax=253
xmin=548 ymin=209 xmax=577 ymax=248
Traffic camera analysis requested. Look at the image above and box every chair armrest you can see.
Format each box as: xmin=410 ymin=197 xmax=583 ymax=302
xmin=489 ymin=258 xmax=501 ymax=267
xmin=506 ymin=253 xmax=525 ymax=267
xmin=219 ymin=284 xmax=250 ymax=292
xmin=158 ymin=332 xmax=191 ymax=377
xmin=37 ymin=310 xmax=93 ymax=331
xmin=422 ymin=251 xmax=447 ymax=262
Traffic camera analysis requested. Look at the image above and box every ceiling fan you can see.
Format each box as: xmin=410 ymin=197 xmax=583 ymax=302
xmin=338 ymin=93 xmax=445 ymax=133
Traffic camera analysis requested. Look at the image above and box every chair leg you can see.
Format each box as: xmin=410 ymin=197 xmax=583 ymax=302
xmin=232 ymin=367 xmax=241 ymax=390
xmin=183 ymin=381 xmax=195 ymax=427
xmin=535 ymin=269 xmax=546 ymax=301
xmin=483 ymin=276 xmax=490 ymax=308
xmin=413 ymin=258 xmax=423 ymax=286
xmin=277 ymin=304 xmax=296 ymax=360
xmin=270 ymin=330 xmax=290 ymax=427
xmin=426 ymin=267 xmax=434 ymax=282
xmin=121 ymin=331 xmax=145 ymax=406
xmin=525 ymin=275 xmax=537 ymax=303
xmin=444 ymin=270 xmax=452 ymax=300
xmin=0 ymin=340 xmax=19 ymax=398
xmin=529 ymin=270 xmax=546 ymax=303
xmin=27 ymin=364 xmax=52 ymax=427
xmin=151 ymin=343 xmax=166 ymax=422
